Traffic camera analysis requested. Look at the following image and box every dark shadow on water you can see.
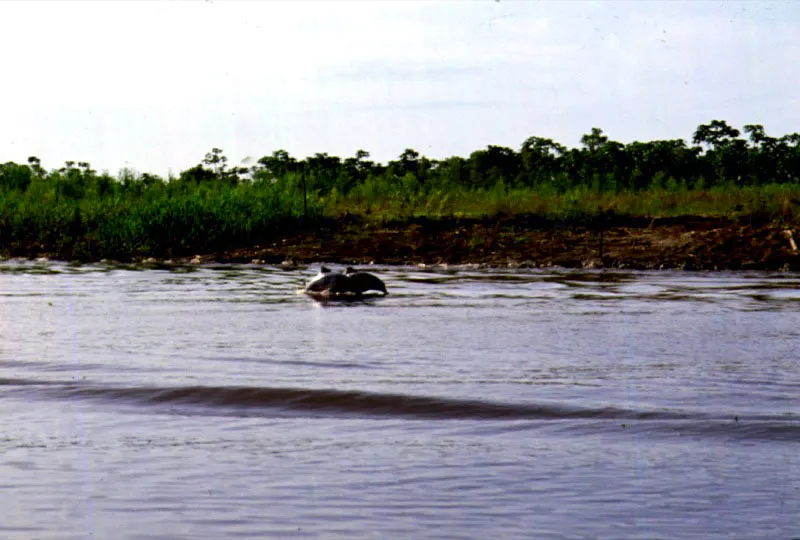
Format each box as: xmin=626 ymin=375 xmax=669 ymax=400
xmin=304 ymin=292 xmax=389 ymax=305
xmin=3 ymin=378 xmax=798 ymax=441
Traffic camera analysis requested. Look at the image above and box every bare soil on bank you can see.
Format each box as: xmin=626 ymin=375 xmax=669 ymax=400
xmin=4 ymin=215 xmax=798 ymax=270
xmin=186 ymin=215 xmax=799 ymax=271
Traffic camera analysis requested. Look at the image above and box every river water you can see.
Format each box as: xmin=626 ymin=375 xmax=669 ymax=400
xmin=0 ymin=260 xmax=797 ymax=539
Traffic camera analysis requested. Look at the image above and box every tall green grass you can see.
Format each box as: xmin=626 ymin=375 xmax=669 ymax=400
xmin=0 ymin=179 xmax=322 ymax=260
xmin=322 ymin=181 xmax=800 ymax=224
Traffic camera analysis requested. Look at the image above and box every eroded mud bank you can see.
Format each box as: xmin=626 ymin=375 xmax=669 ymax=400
xmin=183 ymin=215 xmax=800 ymax=271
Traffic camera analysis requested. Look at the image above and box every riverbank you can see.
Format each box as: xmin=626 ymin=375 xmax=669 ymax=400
xmin=4 ymin=215 xmax=798 ymax=271
xmin=168 ymin=215 xmax=798 ymax=271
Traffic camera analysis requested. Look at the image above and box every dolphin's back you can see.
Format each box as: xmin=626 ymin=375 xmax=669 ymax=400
xmin=345 ymin=271 xmax=388 ymax=294
xmin=304 ymin=271 xmax=349 ymax=293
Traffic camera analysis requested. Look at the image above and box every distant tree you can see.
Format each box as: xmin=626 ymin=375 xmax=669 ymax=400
xmin=342 ymin=149 xmax=375 ymax=190
xmin=27 ymin=156 xmax=45 ymax=179
xmin=519 ymin=137 xmax=566 ymax=187
xmin=255 ymin=150 xmax=298 ymax=180
xmin=466 ymin=145 xmax=521 ymax=189
xmin=389 ymin=148 xmax=421 ymax=178
xmin=692 ymin=120 xmax=741 ymax=151
xmin=625 ymin=139 xmax=700 ymax=190
xmin=140 ymin=173 xmax=164 ymax=187
xmin=176 ymin=148 xmax=240 ymax=185
xmin=431 ymin=156 xmax=468 ymax=188
xmin=691 ymin=121 xmax=748 ymax=184
xmin=0 ymin=161 xmax=33 ymax=192
xmin=580 ymin=127 xmax=609 ymax=152
xmin=179 ymin=164 xmax=217 ymax=184
xmin=203 ymin=148 xmax=228 ymax=176
xmin=744 ymin=124 xmax=770 ymax=148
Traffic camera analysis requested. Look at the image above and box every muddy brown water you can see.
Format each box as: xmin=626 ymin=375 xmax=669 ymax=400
xmin=1 ymin=261 xmax=798 ymax=538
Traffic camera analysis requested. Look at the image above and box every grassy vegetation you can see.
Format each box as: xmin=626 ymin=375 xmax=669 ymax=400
xmin=1 ymin=120 xmax=799 ymax=261
xmin=322 ymin=182 xmax=800 ymax=223
xmin=0 ymin=174 xmax=318 ymax=260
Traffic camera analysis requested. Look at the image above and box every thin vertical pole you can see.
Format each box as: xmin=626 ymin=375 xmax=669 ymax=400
xmin=599 ymin=228 xmax=604 ymax=263
xmin=302 ymin=167 xmax=308 ymax=219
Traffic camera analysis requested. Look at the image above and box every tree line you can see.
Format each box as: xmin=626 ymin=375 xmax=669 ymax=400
xmin=1 ymin=120 xmax=799 ymax=202
xmin=187 ymin=119 xmax=800 ymax=195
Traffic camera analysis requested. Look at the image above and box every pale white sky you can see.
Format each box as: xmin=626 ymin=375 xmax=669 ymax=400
xmin=1 ymin=1 xmax=797 ymax=177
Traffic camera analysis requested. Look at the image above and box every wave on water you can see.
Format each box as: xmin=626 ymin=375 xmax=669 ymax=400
xmin=2 ymin=378 xmax=798 ymax=441
xmin=0 ymin=377 xmax=684 ymax=419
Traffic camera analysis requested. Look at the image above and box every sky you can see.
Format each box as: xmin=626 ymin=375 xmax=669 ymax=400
xmin=1 ymin=1 xmax=798 ymax=177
